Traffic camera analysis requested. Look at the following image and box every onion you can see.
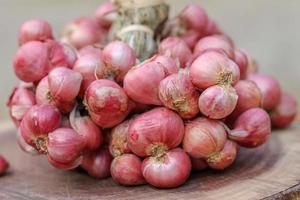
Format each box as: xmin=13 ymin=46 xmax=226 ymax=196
xmin=270 ymin=93 xmax=298 ymax=128
xmin=109 ymin=120 xmax=132 ymax=157
xmin=48 ymin=67 xmax=83 ymax=102
xmin=94 ymin=1 xmax=116 ymax=28
xmin=179 ymin=4 xmax=208 ymax=31
xmin=204 ymin=19 xmax=222 ymax=36
xmin=198 ymin=85 xmax=238 ymax=119
xmin=128 ymin=107 xmax=184 ymax=157
xmin=7 ymin=86 xmax=36 ymax=126
xmin=190 ymin=50 xmax=240 ymax=90
xmin=180 ymin=30 xmax=201 ymax=49
xmin=111 ymin=154 xmax=145 ymax=186
xmin=0 ymin=155 xmax=9 ymax=175
xmin=159 ymin=37 xmax=192 ymax=67
xmin=142 ymin=148 xmax=191 ymax=188
xmin=183 ymin=117 xmax=227 ymax=159
xmin=84 ymin=79 xmax=129 ymax=128
xmin=20 ymin=104 xmax=61 ymax=152
xmin=159 ymin=73 xmax=200 ymax=119
xmin=229 ymin=108 xmax=271 ymax=148
xmin=123 ymin=61 xmax=166 ymax=105
xmin=248 ymin=74 xmax=281 ymax=110
xmin=191 ymin=157 xmax=208 ymax=171
xmin=194 ymin=35 xmax=235 ymax=59
xmin=18 ymin=19 xmax=53 ymax=45
xmin=100 ymin=41 xmax=136 ymax=83
xmin=234 ymin=49 xmax=249 ymax=80
xmin=13 ymin=41 xmax=49 ymax=82
xmin=149 ymin=54 xmax=179 ymax=75
xmin=82 ymin=147 xmax=113 ymax=179
xmin=61 ymin=17 xmax=103 ymax=49
xmin=207 ymin=140 xmax=238 ymax=170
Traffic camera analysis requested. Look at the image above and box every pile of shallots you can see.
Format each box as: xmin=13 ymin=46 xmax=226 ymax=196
xmin=7 ymin=2 xmax=298 ymax=188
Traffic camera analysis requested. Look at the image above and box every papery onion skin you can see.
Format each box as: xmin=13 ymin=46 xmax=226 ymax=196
xmin=19 ymin=19 xmax=53 ymax=45
xmin=229 ymin=108 xmax=271 ymax=148
xmin=207 ymin=140 xmax=238 ymax=170
xmin=84 ymin=80 xmax=129 ymax=128
xmin=159 ymin=73 xmax=200 ymax=119
xmin=101 ymin=41 xmax=136 ymax=83
xmin=71 ymin=116 xmax=103 ymax=152
xmin=128 ymin=107 xmax=185 ymax=157
xmin=248 ymin=74 xmax=281 ymax=111
xmin=198 ymin=85 xmax=238 ymax=119
xmin=159 ymin=37 xmax=192 ymax=67
xmin=142 ymin=148 xmax=191 ymax=189
xmin=47 ymin=128 xmax=84 ymax=164
xmin=190 ymin=50 xmax=240 ymax=90
xmin=183 ymin=118 xmax=227 ymax=159
xmin=109 ymin=120 xmax=132 ymax=157
xmin=194 ymin=35 xmax=235 ymax=59
xmin=7 ymin=86 xmax=36 ymax=126
xmin=82 ymin=147 xmax=113 ymax=179
xmin=270 ymin=93 xmax=298 ymax=128
xmin=13 ymin=41 xmax=49 ymax=82
xmin=20 ymin=104 xmax=61 ymax=150
xmin=123 ymin=62 xmax=166 ymax=105
xmin=0 ymin=155 xmax=9 ymax=175
xmin=48 ymin=67 xmax=83 ymax=102
xmin=111 ymin=154 xmax=145 ymax=186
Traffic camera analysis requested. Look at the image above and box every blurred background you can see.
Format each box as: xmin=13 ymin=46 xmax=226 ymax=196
xmin=0 ymin=0 xmax=299 ymax=121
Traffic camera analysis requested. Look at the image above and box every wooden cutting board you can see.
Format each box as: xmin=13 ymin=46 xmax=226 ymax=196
xmin=0 ymin=122 xmax=300 ymax=200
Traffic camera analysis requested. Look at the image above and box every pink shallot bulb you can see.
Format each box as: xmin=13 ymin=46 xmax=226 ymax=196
xmin=183 ymin=118 xmax=227 ymax=159
xmin=127 ymin=107 xmax=184 ymax=157
xmin=159 ymin=73 xmax=200 ymax=119
xmin=111 ymin=154 xmax=145 ymax=186
xmin=94 ymin=1 xmax=116 ymax=28
xmin=109 ymin=119 xmax=132 ymax=157
xmin=20 ymin=104 xmax=61 ymax=153
xmin=159 ymin=37 xmax=192 ymax=67
xmin=206 ymin=140 xmax=238 ymax=170
xmin=123 ymin=61 xmax=166 ymax=105
xmin=149 ymin=54 xmax=179 ymax=75
xmin=179 ymin=4 xmax=208 ymax=32
xmin=19 ymin=19 xmax=53 ymax=45
xmin=73 ymin=47 xmax=105 ymax=97
xmin=248 ymin=74 xmax=281 ymax=110
xmin=228 ymin=80 xmax=262 ymax=121
xmin=180 ymin=29 xmax=201 ymax=49
xmin=270 ymin=93 xmax=298 ymax=128
xmin=100 ymin=41 xmax=136 ymax=83
xmin=191 ymin=157 xmax=208 ymax=171
xmin=46 ymin=40 xmax=78 ymax=70
xmin=82 ymin=147 xmax=113 ymax=179
xmin=229 ymin=108 xmax=271 ymax=148
xmin=48 ymin=67 xmax=83 ymax=102
xmin=198 ymin=85 xmax=238 ymax=119
xmin=234 ymin=49 xmax=249 ymax=80
xmin=194 ymin=35 xmax=235 ymax=59
xmin=61 ymin=17 xmax=103 ymax=49
xmin=35 ymin=76 xmax=75 ymax=114
xmin=84 ymin=80 xmax=129 ymax=128
xmin=13 ymin=41 xmax=49 ymax=82
xmin=190 ymin=50 xmax=240 ymax=90
xmin=7 ymin=86 xmax=36 ymax=126
xmin=0 ymin=155 xmax=9 ymax=175
xmin=47 ymin=128 xmax=84 ymax=168
xmin=142 ymin=148 xmax=191 ymax=188
xmin=204 ymin=19 xmax=222 ymax=36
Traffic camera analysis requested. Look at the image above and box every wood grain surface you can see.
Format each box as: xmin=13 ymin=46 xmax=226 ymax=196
xmin=0 ymin=122 xmax=300 ymax=200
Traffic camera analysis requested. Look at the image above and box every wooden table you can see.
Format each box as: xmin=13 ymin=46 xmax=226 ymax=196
xmin=0 ymin=122 xmax=300 ymax=200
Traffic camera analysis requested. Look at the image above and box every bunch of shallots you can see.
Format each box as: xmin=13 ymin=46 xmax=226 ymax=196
xmin=7 ymin=1 xmax=297 ymax=188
